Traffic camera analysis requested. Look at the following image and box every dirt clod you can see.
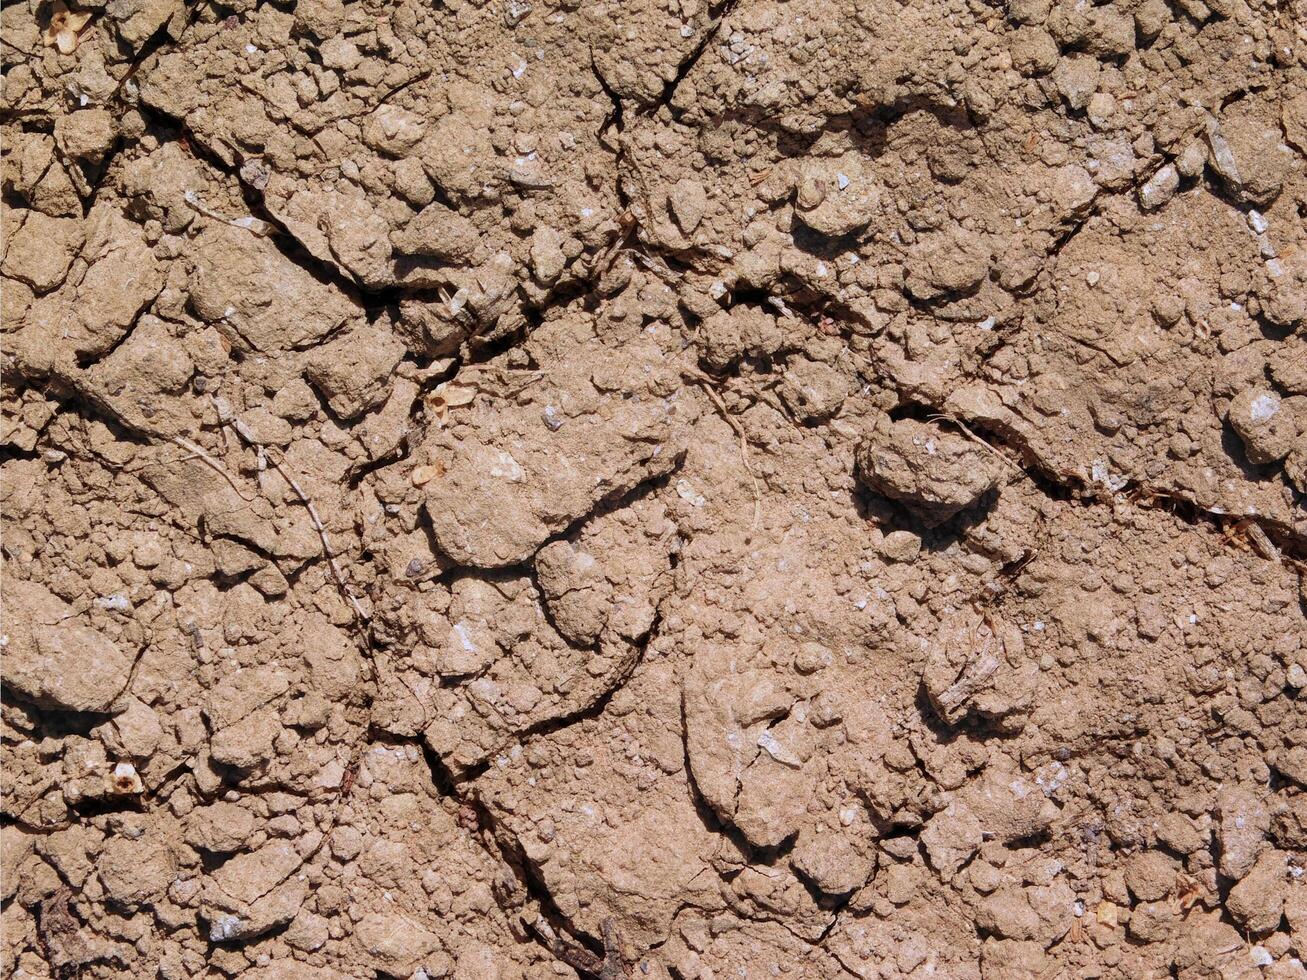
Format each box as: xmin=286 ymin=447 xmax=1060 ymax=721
xmin=857 ymin=417 xmax=1005 ymax=526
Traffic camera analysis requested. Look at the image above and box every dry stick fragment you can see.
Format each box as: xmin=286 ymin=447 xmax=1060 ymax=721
xmin=1243 ymin=520 xmax=1281 ymax=563
xmin=594 ymin=210 xmax=641 ymax=276
xmin=183 ymin=190 xmax=275 ymax=236
xmin=530 ymin=916 xmax=627 ymax=979
xmin=932 ymin=653 xmax=1001 ymax=721
xmin=598 ymin=917 xmax=629 ymax=980
xmin=767 ymin=294 xmax=796 ymax=320
xmin=628 ymin=248 xmax=677 ymax=285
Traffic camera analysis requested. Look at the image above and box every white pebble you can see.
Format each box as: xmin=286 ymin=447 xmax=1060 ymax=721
xmin=675 ymin=479 xmax=706 ymax=508
xmin=1249 ymin=392 xmax=1280 ymax=423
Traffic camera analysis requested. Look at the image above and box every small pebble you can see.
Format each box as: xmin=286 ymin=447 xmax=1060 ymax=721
xmin=411 ymin=464 xmax=442 ymax=486
xmin=1139 ymin=163 xmax=1179 ymax=210
xmin=880 ymin=530 xmax=922 ymax=563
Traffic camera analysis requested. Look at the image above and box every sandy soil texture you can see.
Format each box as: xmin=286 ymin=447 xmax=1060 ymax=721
xmin=3 ymin=0 xmax=1307 ymax=975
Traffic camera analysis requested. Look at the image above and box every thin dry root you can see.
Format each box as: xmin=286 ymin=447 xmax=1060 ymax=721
xmin=169 ymin=436 xmax=257 ymax=502
xmin=208 ymin=395 xmax=370 ymax=623
xmin=683 ymin=368 xmax=763 ymax=528
xmin=928 ymin=413 xmax=1024 ymax=476
xmin=263 ymin=447 xmax=370 ymax=624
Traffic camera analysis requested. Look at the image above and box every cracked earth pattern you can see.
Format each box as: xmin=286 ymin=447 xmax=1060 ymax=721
xmin=3 ymin=0 xmax=1307 ymax=976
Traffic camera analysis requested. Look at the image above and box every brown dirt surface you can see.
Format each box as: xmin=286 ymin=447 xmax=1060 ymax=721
xmin=3 ymin=0 xmax=1307 ymax=975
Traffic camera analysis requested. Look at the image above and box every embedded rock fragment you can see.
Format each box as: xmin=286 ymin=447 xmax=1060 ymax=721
xmin=683 ymin=659 xmax=793 ymax=827
xmin=390 ymin=203 xmax=481 ymax=263
xmin=777 ymin=357 xmax=851 ymax=423
xmin=733 ymin=705 xmax=822 ymax=848
xmin=411 ymin=494 xmax=674 ymax=774
xmin=1052 ymin=55 xmax=1099 ymax=111
xmin=921 ymin=800 xmax=984 ymax=878
xmin=975 ymin=877 xmax=1076 ymax=944
xmin=5 ymin=135 xmax=81 ymax=217
xmin=1139 ymin=164 xmax=1179 ymax=210
xmin=202 ymin=841 xmax=307 ymax=943
xmin=353 ymin=912 xmax=441 ymax=976
xmin=1 ymin=212 xmax=82 ymax=293
xmin=475 ymin=659 xmax=721 ymax=951
xmin=54 ymin=109 xmax=115 ymax=164
xmin=667 ymin=177 xmax=708 ymax=235
xmin=185 ymin=803 xmax=257 ymax=855
xmin=697 ymin=306 xmax=785 ymax=371
xmin=421 ymin=416 xmax=681 ymax=568
xmin=98 ymin=831 xmax=177 ymax=910
xmin=1226 ymin=849 xmax=1289 ymax=935
xmin=8 ymin=205 xmax=164 ymax=368
xmin=208 ymin=709 xmax=281 ymax=771
xmin=956 ymin=768 xmax=1058 ymax=844
xmin=904 ymin=229 xmax=991 ymax=302
xmin=82 ymin=316 xmax=196 ymax=437
xmin=1257 ymin=252 xmax=1307 ymax=329
xmin=203 ymin=666 xmax=292 ymax=775
xmin=1218 ymin=786 xmax=1270 ymax=880
xmin=322 ymin=194 xmax=398 ymax=289
xmin=790 ymin=826 xmax=874 ymax=896
xmin=417 ymin=110 xmax=498 ymax=205
xmin=106 ymin=0 xmax=183 ymax=50
xmin=1208 ymin=105 xmax=1293 ymax=207
xmin=362 ymin=106 xmax=427 ymax=158
xmin=534 ymin=540 xmax=614 ymax=646
xmin=71 ymin=206 xmax=166 ymax=357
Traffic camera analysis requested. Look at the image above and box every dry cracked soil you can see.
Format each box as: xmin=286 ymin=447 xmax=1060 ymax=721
xmin=3 ymin=0 xmax=1307 ymax=976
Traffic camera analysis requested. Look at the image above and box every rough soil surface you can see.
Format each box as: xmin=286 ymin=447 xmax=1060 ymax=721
xmin=3 ymin=0 xmax=1307 ymax=975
